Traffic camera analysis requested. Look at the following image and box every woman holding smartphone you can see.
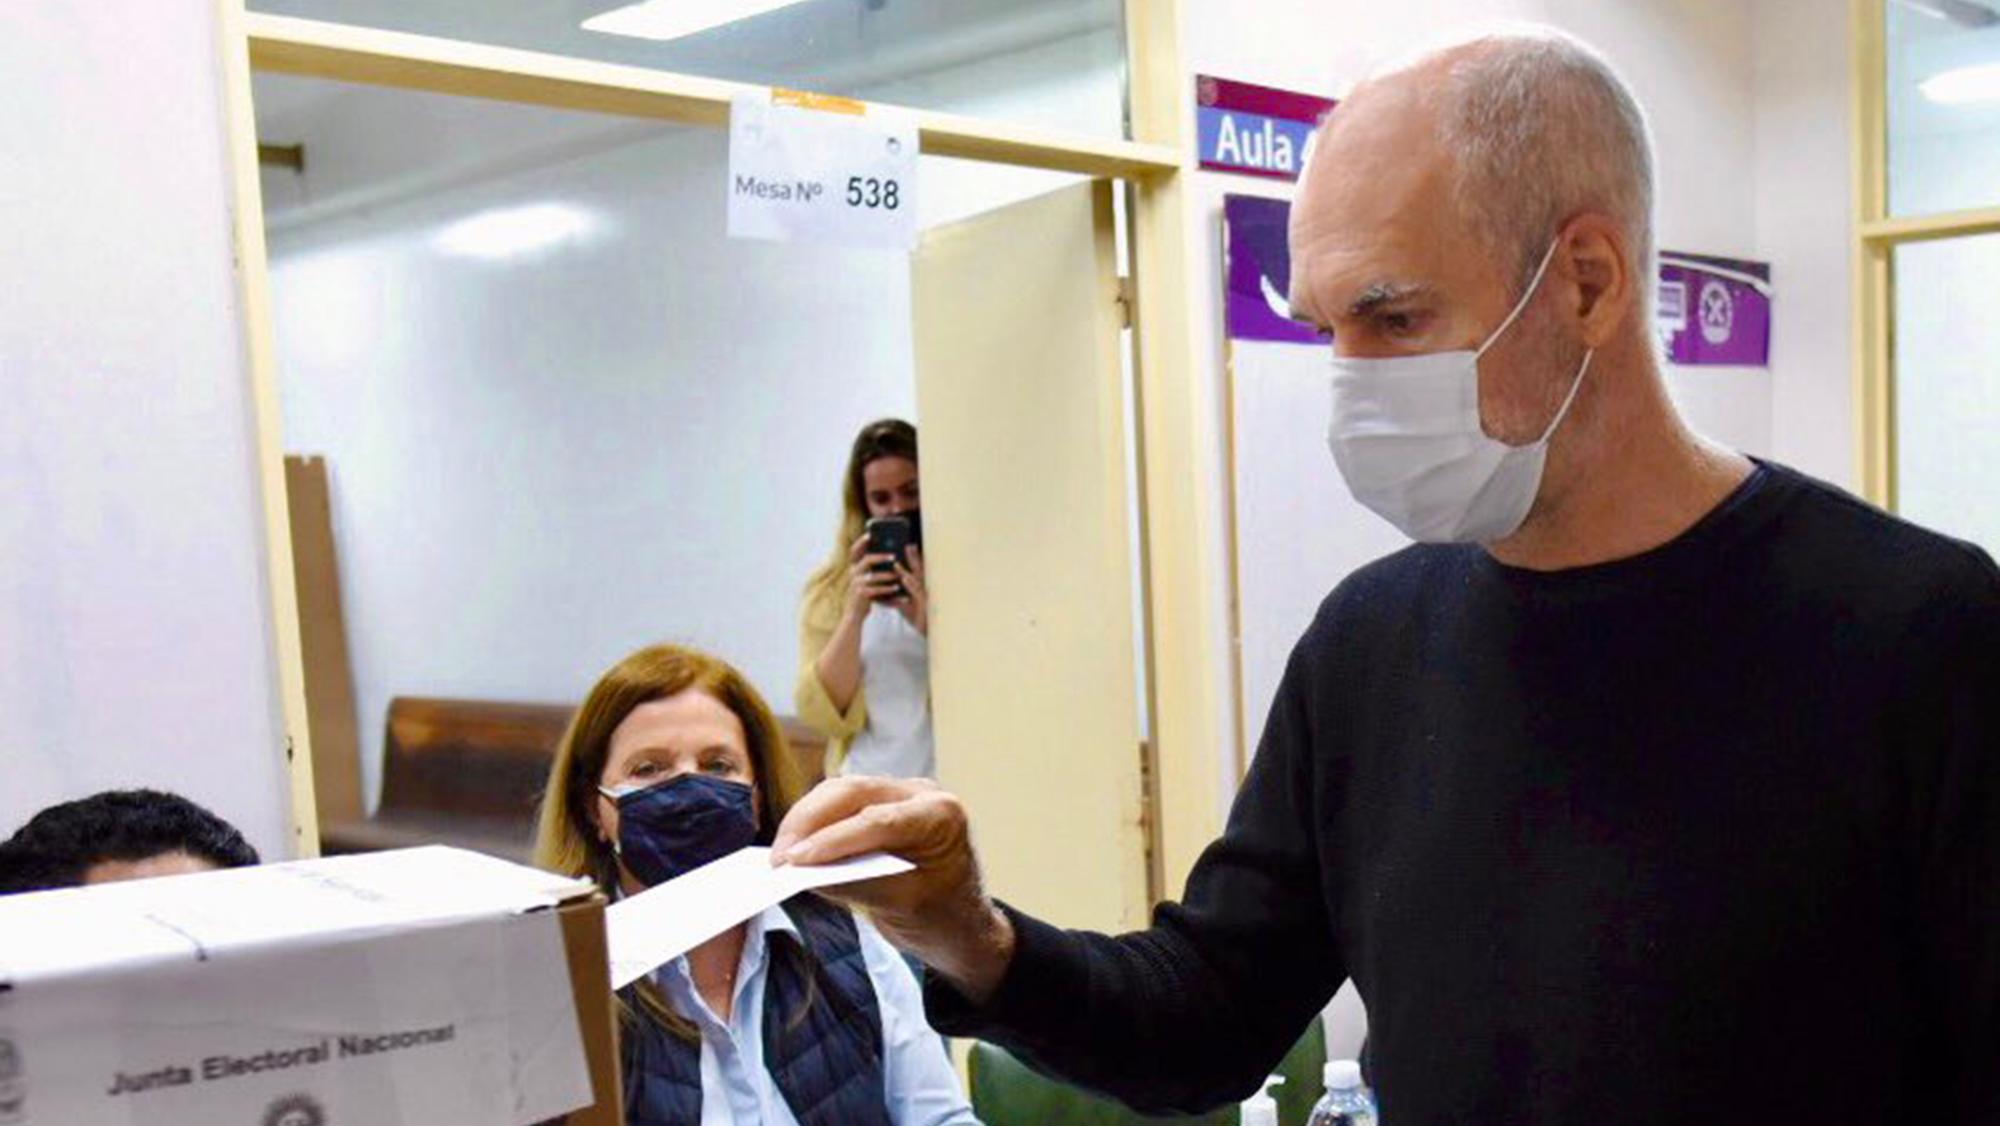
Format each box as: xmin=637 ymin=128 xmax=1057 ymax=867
xmin=796 ymin=419 xmax=933 ymax=780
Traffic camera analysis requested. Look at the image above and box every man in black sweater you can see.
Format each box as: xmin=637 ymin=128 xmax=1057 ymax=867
xmin=772 ymin=26 xmax=1999 ymax=1125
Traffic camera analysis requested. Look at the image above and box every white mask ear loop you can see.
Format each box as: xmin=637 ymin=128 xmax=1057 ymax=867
xmin=1472 ymin=235 xmax=1593 ymax=445
xmin=1475 ymin=236 xmax=1564 ymax=360
xmin=1537 ymin=349 xmax=1594 ymax=444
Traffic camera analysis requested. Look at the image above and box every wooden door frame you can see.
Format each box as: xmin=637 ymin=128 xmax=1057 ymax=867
xmin=217 ymin=0 xmax=1227 ymax=885
xmin=218 ymin=0 xmax=318 ymax=858
xmin=1122 ymin=1 xmax=1222 ymax=900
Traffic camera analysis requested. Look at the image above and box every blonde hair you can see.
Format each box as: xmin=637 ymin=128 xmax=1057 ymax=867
xmin=534 ymin=643 xmax=809 ymax=1043
xmin=804 ymin=418 xmax=919 ymax=607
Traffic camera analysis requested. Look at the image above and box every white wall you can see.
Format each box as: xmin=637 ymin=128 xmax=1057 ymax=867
xmin=0 ymin=7 xmax=294 ymax=859
xmin=1755 ymin=0 xmax=1857 ymax=493
xmin=271 ymin=122 xmax=918 ymax=807
xmin=257 ymin=78 xmax=652 ymax=233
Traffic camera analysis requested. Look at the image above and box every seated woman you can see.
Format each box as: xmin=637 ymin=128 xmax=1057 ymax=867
xmin=534 ymin=643 xmax=977 ymax=1126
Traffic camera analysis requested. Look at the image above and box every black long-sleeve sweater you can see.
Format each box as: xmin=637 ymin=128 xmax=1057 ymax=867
xmin=927 ymin=463 xmax=2000 ymax=1124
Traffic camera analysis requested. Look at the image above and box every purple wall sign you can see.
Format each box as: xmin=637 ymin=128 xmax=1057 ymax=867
xmin=1657 ymin=252 xmax=1772 ymax=367
xmin=1197 ymin=75 xmax=1336 ymax=181
xmin=1223 ymin=194 xmax=1322 ymax=346
xmin=1225 ymin=197 xmax=1778 ymax=363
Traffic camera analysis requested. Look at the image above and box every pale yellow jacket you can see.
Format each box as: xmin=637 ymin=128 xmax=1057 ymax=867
xmin=795 ymin=584 xmax=864 ymax=774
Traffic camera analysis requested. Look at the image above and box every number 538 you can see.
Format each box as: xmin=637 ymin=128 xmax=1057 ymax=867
xmin=845 ymin=176 xmax=901 ymax=210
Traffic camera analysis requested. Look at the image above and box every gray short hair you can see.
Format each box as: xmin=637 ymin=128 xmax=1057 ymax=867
xmin=1375 ymin=25 xmax=1656 ymax=294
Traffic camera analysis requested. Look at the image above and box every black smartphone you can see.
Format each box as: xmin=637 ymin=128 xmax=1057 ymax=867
xmin=865 ymin=515 xmax=916 ymax=600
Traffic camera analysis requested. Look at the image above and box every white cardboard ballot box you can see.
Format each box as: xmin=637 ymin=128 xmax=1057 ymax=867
xmin=0 ymin=846 xmax=623 ymax=1126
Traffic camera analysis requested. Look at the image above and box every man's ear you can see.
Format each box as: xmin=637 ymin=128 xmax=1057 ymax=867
xmin=1558 ymin=214 xmax=1632 ymax=349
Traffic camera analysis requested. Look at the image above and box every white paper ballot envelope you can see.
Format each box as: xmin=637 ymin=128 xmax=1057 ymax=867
xmin=606 ymin=847 xmax=914 ymax=988
xmin=0 ymin=846 xmax=606 ymax=1126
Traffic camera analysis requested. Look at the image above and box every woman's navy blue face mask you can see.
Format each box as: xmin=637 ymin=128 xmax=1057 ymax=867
xmin=598 ymin=772 xmax=758 ymax=887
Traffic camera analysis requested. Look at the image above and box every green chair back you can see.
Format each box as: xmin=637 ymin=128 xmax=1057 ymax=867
xmin=968 ymin=1016 xmax=1327 ymax=1125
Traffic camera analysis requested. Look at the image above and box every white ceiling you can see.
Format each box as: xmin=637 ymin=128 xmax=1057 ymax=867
xmin=249 ymin=0 xmax=1121 ymax=95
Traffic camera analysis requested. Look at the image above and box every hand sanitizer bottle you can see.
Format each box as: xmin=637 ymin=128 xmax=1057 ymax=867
xmin=1307 ymin=1059 xmax=1376 ymax=1126
xmin=1240 ymin=1074 xmax=1285 ymax=1126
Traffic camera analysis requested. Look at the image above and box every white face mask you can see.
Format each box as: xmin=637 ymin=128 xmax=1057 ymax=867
xmin=1325 ymin=237 xmax=1593 ymax=544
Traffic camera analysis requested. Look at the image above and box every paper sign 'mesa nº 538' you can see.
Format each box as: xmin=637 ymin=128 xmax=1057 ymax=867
xmin=728 ymin=88 xmax=918 ymax=251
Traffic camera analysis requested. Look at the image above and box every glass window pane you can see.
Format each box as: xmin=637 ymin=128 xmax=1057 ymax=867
xmin=254 ymin=73 xmax=1140 ymax=814
xmin=1894 ymin=232 xmax=2000 ymax=554
xmin=1886 ymin=1 xmax=2000 ymax=216
xmin=247 ymin=0 xmax=1130 ymax=140
xmin=258 ymin=85 xmax=917 ymax=799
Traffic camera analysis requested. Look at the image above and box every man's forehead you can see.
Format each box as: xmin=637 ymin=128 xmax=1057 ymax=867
xmin=1287 ymin=89 xmax=1460 ymax=320
xmin=1292 ymin=124 xmax=1449 ymax=229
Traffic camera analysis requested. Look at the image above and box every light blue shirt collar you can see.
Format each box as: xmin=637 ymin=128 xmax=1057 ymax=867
xmin=650 ymin=904 xmax=979 ymax=1125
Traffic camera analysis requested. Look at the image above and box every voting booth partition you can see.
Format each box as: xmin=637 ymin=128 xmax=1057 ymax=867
xmin=0 ymin=847 xmax=621 ymax=1125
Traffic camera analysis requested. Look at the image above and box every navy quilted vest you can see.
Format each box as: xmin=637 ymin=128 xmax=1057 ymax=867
xmin=621 ymin=896 xmax=889 ymax=1125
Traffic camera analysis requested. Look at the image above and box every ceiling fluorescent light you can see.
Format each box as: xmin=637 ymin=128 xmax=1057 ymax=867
xmin=1892 ymin=0 xmax=2000 ymax=26
xmin=583 ymin=0 xmax=812 ymax=42
xmin=435 ymin=203 xmax=596 ymax=259
xmin=1921 ymin=60 xmax=2000 ymax=104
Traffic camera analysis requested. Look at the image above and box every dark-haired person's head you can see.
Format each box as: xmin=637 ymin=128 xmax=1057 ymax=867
xmin=0 ymin=789 xmax=260 ymax=894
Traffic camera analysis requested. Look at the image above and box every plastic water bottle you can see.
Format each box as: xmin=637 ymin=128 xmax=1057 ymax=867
xmin=1307 ymin=1059 xmax=1377 ymax=1126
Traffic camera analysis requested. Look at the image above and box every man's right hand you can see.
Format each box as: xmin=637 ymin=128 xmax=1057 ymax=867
xmin=771 ymin=777 xmax=1016 ymax=1003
